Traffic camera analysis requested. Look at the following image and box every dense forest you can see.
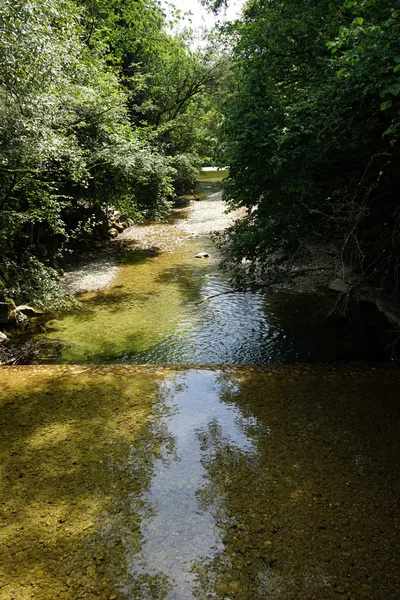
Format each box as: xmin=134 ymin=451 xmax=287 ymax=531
xmin=220 ymin=0 xmax=400 ymax=297
xmin=0 ymin=0 xmax=228 ymax=307
xmin=1 ymin=0 xmax=399 ymax=310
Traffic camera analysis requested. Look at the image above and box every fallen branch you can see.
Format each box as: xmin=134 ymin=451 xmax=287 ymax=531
xmin=0 ymin=337 xmax=63 ymax=366
xmin=196 ymin=290 xmax=238 ymax=304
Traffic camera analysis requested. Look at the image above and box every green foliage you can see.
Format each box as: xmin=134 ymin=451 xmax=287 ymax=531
xmin=0 ymin=0 xmax=228 ymax=305
xmin=2 ymin=256 xmax=70 ymax=310
xmin=222 ymin=0 xmax=400 ymax=289
xmin=169 ymin=154 xmax=202 ymax=196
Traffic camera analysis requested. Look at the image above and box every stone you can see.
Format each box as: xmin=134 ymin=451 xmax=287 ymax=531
xmin=0 ymin=302 xmax=9 ymax=324
xmin=195 ymin=252 xmax=210 ymax=259
xmin=12 ymin=305 xmax=43 ymax=318
xmin=0 ymin=331 xmax=8 ymax=343
xmin=113 ymin=221 xmax=125 ymax=233
xmin=329 ymin=278 xmax=351 ymax=294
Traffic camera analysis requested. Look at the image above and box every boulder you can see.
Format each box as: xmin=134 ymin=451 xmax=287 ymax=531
xmin=329 ymin=278 xmax=351 ymax=294
xmin=0 ymin=331 xmax=7 ymax=343
xmin=8 ymin=305 xmax=44 ymax=327
xmin=13 ymin=305 xmax=43 ymax=317
xmin=0 ymin=302 xmax=9 ymax=324
xmin=195 ymin=252 xmax=210 ymax=259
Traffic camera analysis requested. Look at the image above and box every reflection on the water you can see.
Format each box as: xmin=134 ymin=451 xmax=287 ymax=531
xmin=1 ymin=365 xmax=399 ymax=599
xmin=123 ymin=371 xmax=254 ymax=599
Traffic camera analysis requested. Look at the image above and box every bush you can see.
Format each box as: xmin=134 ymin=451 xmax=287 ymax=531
xmin=169 ymin=154 xmax=202 ymax=196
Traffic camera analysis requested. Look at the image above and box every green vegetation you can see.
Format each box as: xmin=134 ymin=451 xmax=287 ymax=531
xmin=2 ymin=0 xmax=398 ymax=308
xmin=220 ymin=0 xmax=400 ymax=291
xmin=0 ymin=0 xmax=227 ymax=306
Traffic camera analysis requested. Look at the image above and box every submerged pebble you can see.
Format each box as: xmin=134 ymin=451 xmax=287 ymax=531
xmin=0 ymin=366 xmax=399 ymax=599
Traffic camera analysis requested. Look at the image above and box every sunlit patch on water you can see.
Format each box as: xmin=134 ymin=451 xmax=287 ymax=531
xmin=122 ymin=371 xmax=255 ymax=599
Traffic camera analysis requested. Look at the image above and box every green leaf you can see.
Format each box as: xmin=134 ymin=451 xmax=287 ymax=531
xmin=380 ymin=99 xmax=393 ymax=111
xmin=389 ymin=84 xmax=400 ymax=96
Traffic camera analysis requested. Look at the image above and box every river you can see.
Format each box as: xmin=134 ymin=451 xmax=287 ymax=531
xmin=0 ymin=364 xmax=399 ymax=599
xmin=0 ymin=173 xmax=399 ymax=600
xmin=38 ymin=172 xmax=396 ymax=364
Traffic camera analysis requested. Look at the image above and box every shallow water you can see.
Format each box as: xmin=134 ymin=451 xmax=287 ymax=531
xmin=39 ymin=181 xmax=396 ymax=364
xmin=1 ymin=365 xmax=399 ymax=599
xmin=3 ymin=176 xmax=399 ymax=599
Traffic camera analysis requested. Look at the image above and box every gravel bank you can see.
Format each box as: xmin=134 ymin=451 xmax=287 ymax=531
xmin=180 ymin=190 xmax=241 ymax=235
xmin=61 ymin=189 xmax=242 ymax=295
xmin=61 ymin=256 xmax=120 ymax=296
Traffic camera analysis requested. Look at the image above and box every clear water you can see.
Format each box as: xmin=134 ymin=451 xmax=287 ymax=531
xmin=40 ymin=186 xmax=395 ymax=364
xmin=1 ymin=365 xmax=399 ymax=599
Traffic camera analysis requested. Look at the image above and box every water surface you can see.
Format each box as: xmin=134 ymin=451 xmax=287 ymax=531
xmin=39 ymin=180 xmax=396 ymax=364
xmin=0 ymin=365 xmax=399 ymax=599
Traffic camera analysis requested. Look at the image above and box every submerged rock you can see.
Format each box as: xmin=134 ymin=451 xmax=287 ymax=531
xmin=195 ymin=252 xmax=210 ymax=259
xmin=0 ymin=331 xmax=7 ymax=343
xmin=13 ymin=305 xmax=44 ymax=317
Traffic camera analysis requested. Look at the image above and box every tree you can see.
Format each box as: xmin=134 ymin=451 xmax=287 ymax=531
xmin=220 ymin=0 xmax=400 ymax=291
xmin=0 ymin=0 xmax=228 ymax=306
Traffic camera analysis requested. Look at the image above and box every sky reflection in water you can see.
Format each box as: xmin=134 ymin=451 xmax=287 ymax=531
xmin=124 ymin=371 xmax=256 ymax=599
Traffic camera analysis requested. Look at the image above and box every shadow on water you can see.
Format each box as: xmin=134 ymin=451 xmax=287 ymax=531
xmin=0 ymin=366 xmax=172 ymax=599
xmin=154 ymin=264 xmax=208 ymax=305
xmin=76 ymin=288 xmax=156 ymax=313
xmin=1 ymin=366 xmax=400 ymax=599
xmin=120 ymin=246 xmax=162 ymax=265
